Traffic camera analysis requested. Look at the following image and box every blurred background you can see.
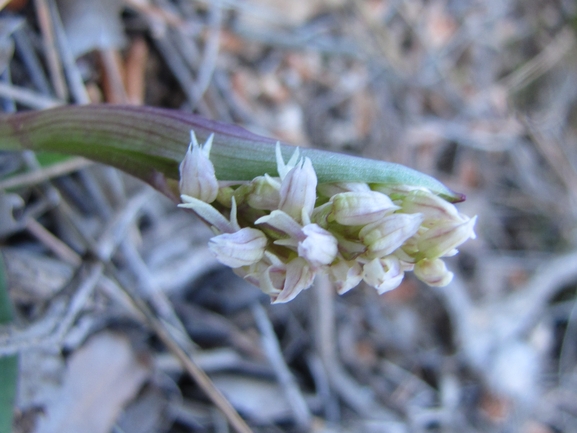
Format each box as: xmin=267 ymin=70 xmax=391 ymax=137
xmin=1 ymin=0 xmax=577 ymax=432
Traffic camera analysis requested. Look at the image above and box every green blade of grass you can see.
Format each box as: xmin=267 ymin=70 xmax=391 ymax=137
xmin=0 ymin=253 xmax=18 ymax=433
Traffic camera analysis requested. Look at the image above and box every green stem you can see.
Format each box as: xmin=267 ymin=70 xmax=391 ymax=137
xmin=0 ymin=104 xmax=464 ymax=202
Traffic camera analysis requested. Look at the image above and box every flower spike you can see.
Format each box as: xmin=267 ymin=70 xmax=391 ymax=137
xmin=178 ymin=132 xmax=476 ymax=303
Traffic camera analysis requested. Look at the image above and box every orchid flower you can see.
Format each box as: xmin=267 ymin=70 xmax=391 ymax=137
xmin=177 ymin=135 xmax=476 ymax=303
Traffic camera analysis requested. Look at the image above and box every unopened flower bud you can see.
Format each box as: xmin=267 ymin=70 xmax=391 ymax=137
xmin=279 ymin=157 xmax=317 ymax=222
xmin=179 ymin=132 xmax=219 ymax=203
xmin=216 ymin=186 xmax=235 ymax=207
xmin=311 ymin=202 xmax=333 ymax=227
xmin=363 ymin=256 xmax=404 ymax=294
xmin=401 ymin=190 xmax=461 ymax=225
xmin=298 ymin=224 xmax=338 ymax=268
xmin=247 ymin=174 xmax=281 ymax=210
xmin=329 ymin=191 xmax=399 ymax=226
xmin=359 ymin=213 xmax=424 ymax=258
xmin=209 ymin=227 xmax=267 ymax=268
xmin=417 ymin=215 xmax=477 ymax=259
xmin=414 ymin=258 xmax=453 ymax=286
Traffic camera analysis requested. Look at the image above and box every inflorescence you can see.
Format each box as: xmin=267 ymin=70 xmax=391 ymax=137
xmin=178 ymin=132 xmax=476 ymax=303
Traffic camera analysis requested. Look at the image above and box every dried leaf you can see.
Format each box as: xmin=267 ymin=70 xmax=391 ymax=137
xmin=34 ymin=332 xmax=149 ymax=433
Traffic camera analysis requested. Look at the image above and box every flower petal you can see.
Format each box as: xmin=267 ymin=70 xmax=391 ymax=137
xmin=179 ymin=195 xmax=234 ymax=233
xmin=298 ymin=224 xmax=338 ymax=268
xmin=401 ymin=190 xmax=461 ymax=225
xmin=273 ymin=258 xmax=315 ymax=303
xmin=276 ymin=142 xmax=301 ymax=179
xmin=329 ymin=259 xmax=363 ymax=294
xmin=359 ymin=213 xmax=424 ymax=258
xmin=255 ymin=210 xmax=302 ymax=239
xmin=279 ymin=157 xmax=318 ymax=222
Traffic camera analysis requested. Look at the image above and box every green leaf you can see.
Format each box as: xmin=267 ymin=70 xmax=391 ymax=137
xmin=0 ymin=105 xmax=464 ymax=202
xmin=0 ymin=253 xmax=18 ymax=433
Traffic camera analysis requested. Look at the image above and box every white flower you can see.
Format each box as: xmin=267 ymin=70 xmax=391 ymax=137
xmin=275 ymin=257 xmax=315 ymax=303
xmin=179 ymin=131 xmax=219 ymax=203
xmin=417 ymin=215 xmax=477 ymax=259
xmin=363 ymin=256 xmax=405 ymax=294
xmin=257 ymin=257 xmax=315 ymax=304
xmin=414 ymin=258 xmax=453 ymax=287
xmin=359 ymin=213 xmax=424 ymax=258
xmin=256 ymin=211 xmax=338 ymax=269
xmin=209 ymin=228 xmax=267 ymax=268
xmin=401 ymin=190 xmax=461 ymax=226
xmin=329 ymin=259 xmax=363 ymax=294
xmin=256 ymin=210 xmax=302 ymax=238
xmin=297 ymin=224 xmax=338 ymax=268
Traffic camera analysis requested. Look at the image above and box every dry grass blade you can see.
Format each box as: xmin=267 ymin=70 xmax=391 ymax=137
xmin=33 ymin=0 xmax=68 ymax=100
xmin=500 ymin=28 xmax=575 ymax=94
xmin=99 ymin=48 xmax=129 ymax=104
xmin=251 ymin=303 xmax=311 ymax=429
xmin=0 ymin=81 xmax=63 ymax=108
xmin=47 ymin=0 xmax=90 ymax=104
xmin=124 ymin=37 xmax=148 ymax=105
xmin=26 ymin=218 xmax=81 ymax=266
xmin=313 ymin=275 xmax=397 ymax=420
xmin=0 ymin=157 xmax=91 ymax=190
xmin=117 ymin=286 xmax=254 ymax=433
xmin=189 ymin=1 xmax=222 ymax=109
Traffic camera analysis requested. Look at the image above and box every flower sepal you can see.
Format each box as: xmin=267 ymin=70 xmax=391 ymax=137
xmin=179 ymin=132 xmax=219 ymax=203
